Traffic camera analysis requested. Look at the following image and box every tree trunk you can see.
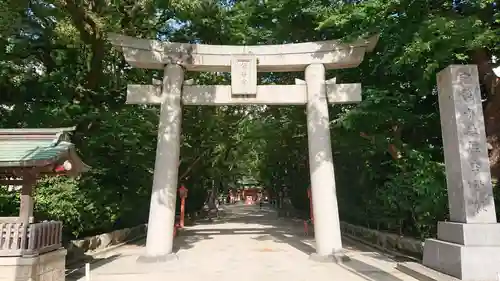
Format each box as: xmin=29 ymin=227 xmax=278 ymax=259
xmin=485 ymin=102 xmax=500 ymax=186
xmin=471 ymin=49 xmax=500 ymax=185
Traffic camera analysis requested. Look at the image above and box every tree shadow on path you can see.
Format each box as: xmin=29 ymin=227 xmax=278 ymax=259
xmin=175 ymin=203 xmax=414 ymax=281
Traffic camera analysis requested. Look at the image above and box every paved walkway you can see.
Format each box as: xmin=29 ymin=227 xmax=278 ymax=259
xmin=68 ymin=204 xmax=418 ymax=281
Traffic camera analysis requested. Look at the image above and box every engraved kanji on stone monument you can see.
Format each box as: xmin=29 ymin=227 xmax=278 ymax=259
xmin=467 ymin=140 xmax=482 ymax=154
xmin=463 ymin=108 xmax=480 ymax=135
xmin=437 ymin=65 xmax=496 ymax=223
xmin=470 ymin=160 xmax=481 ymax=172
xmin=422 ymin=65 xmax=500 ymax=281
xmin=231 ymin=56 xmax=257 ymax=96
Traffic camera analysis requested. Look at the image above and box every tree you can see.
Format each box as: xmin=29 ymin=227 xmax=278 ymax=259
xmin=0 ymin=0 xmax=497 ymax=240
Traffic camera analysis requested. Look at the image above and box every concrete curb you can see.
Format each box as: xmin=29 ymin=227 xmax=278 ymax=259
xmin=342 ymin=233 xmax=419 ymax=262
xmin=66 ymin=234 xmax=146 ymax=268
xmin=396 ymin=262 xmax=460 ymax=281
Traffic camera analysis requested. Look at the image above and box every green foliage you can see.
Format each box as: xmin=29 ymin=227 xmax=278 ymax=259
xmin=0 ymin=187 xmax=19 ymax=217
xmin=0 ymin=0 xmax=498 ymax=241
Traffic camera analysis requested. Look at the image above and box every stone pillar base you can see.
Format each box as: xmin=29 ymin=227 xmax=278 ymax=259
xmin=137 ymin=253 xmax=178 ymax=263
xmin=309 ymin=252 xmax=350 ymax=263
xmin=423 ymin=221 xmax=500 ymax=280
xmin=0 ymin=249 xmax=66 ymax=281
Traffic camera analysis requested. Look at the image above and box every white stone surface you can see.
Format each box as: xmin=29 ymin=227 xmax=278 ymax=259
xmin=108 ymin=33 xmax=378 ymax=71
xmin=422 ymin=65 xmax=500 ymax=281
xmin=0 ymin=249 xmax=66 ymax=281
xmin=326 ymin=83 xmax=361 ymax=104
xmin=68 ymin=204 xmax=418 ymax=281
xmin=436 ymin=221 xmax=500 ymax=246
xmin=305 ymin=64 xmax=343 ymax=257
xmin=423 ymin=239 xmax=500 ymax=281
xmin=127 ymin=83 xmax=361 ymax=105
xmin=142 ymin=64 xmax=184 ymax=258
xmin=436 ymin=65 xmax=496 ymax=223
xmin=183 ymin=85 xmax=306 ymax=105
xmin=231 ymin=55 xmax=258 ymax=95
xmin=126 ymin=85 xmax=163 ymax=104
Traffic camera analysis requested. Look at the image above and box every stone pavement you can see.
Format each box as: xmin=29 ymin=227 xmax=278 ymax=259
xmin=68 ymin=204 xmax=419 ymax=281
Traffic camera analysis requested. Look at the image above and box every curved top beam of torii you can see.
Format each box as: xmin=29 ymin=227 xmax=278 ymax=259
xmin=108 ymin=33 xmax=379 ymax=72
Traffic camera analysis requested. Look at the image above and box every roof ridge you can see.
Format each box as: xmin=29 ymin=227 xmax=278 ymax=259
xmin=0 ymin=126 xmax=76 ymax=135
xmin=50 ymin=132 xmax=63 ymax=147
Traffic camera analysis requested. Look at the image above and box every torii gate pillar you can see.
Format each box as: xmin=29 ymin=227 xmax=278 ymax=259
xmin=305 ymin=64 xmax=345 ymax=262
xmin=137 ymin=64 xmax=184 ymax=262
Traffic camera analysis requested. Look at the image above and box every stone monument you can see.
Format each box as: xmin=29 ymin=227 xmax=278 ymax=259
xmin=109 ymin=33 xmax=378 ymax=263
xmin=422 ymin=65 xmax=500 ymax=280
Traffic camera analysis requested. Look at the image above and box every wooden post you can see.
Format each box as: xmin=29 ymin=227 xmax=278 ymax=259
xmin=178 ymin=185 xmax=188 ymax=228
xmin=19 ymin=173 xmax=36 ymax=225
xmin=307 ymin=187 xmax=314 ymax=222
xmin=180 ymin=197 xmax=186 ymax=228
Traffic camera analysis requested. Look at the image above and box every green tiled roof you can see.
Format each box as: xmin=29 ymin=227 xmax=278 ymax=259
xmin=0 ymin=127 xmax=81 ymax=168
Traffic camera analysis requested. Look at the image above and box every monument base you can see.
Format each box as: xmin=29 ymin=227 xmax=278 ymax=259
xmin=309 ymin=252 xmax=350 ymax=263
xmin=423 ymin=238 xmax=500 ymax=280
xmin=436 ymin=221 xmax=500 ymax=246
xmin=0 ymin=249 xmax=66 ymax=281
xmin=137 ymin=253 xmax=178 ymax=263
xmin=397 ymin=262 xmax=461 ymax=281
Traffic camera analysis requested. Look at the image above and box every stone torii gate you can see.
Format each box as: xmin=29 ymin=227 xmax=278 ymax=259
xmin=109 ymin=33 xmax=378 ymax=263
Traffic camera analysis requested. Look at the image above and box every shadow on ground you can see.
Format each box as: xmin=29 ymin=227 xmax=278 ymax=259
xmin=65 ymin=204 xmax=414 ymax=281
xmin=65 ymin=238 xmax=151 ymax=280
xmin=172 ymin=203 xmax=413 ymax=281
xmin=66 ymin=254 xmax=121 ymax=280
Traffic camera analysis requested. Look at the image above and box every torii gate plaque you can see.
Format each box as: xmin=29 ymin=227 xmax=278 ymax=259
xmin=109 ymin=33 xmax=378 ymax=263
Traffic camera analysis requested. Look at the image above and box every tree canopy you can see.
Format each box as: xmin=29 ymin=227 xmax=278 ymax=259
xmin=0 ymin=0 xmax=498 ymax=240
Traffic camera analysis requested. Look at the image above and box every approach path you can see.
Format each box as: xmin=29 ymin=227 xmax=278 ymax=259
xmin=69 ymin=203 xmax=418 ymax=281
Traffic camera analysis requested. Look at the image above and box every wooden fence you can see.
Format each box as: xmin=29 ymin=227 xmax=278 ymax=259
xmin=0 ymin=220 xmax=62 ymax=257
